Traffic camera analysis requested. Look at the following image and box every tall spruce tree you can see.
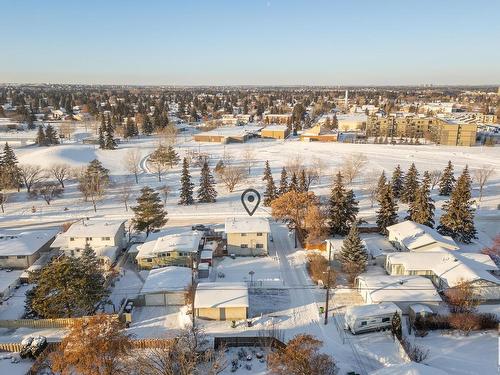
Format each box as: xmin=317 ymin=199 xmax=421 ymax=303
xmin=178 ymin=157 xmax=194 ymax=205
xmin=263 ymin=172 xmax=277 ymax=207
xmin=0 ymin=143 xmax=20 ymax=190
xmin=263 ymin=160 xmax=272 ymax=183
xmin=132 ymin=186 xmax=168 ymax=236
xmin=438 ymin=166 xmax=477 ymax=243
xmin=299 ymin=169 xmax=308 ymax=192
xmin=376 ymin=171 xmax=387 ymax=202
xmin=36 ymin=125 xmax=46 ymax=146
xmin=98 ymin=119 xmax=106 ymax=149
xmin=104 ymin=116 xmax=117 ymax=150
xmin=401 ymin=163 xmax=419 ymax=204
xmin=391 ymin=164 xmax=404 ymax=199
xmin=197 ymin=161 xmax=217 ymax=203
xmin=439 ymin=160 xmax=456 ymax=196
xmin=142 ymin=115 xmax=153 ymax=135
xmin=289 ymin=172 xmax=298 ymax=192
xmin=376 ymin=184 xmax=399 ymax=235
xmin=278 ymin=167 xmax=288 ymax=196
xmin=328 ymin=172 xmax=358 ymax=236
xmin=166 ymin=145 xmax=180 ymax=168
xmin=45 ymin=124 xmax=59 ymax=145
xmin=408 ymin=171 xmax=435 ymax=227
xmin=339 ymin=225 xmax=368 ymax=281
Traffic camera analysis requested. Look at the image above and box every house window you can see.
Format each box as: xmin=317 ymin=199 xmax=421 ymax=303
xmin=0 ymin=256 xmax=7 ymax=259
xmin=86 ymin=237 xmax=93 ymax=241
xmin=146 ymin=259 xmax=152 ymax=263
xmin=256 ymin=244 xmax=264 ymax=249
xmin=102 ymin=237 xmax=111 ymax=241
xmin=382 ymin=317 xmax=390 ymax=323
xmin=360 ymin=321 xmax=367 ymax=326
xmin=70 ymin=237 xmax=75 ymax=241
xmin=241 ymin=233 xmax=247 ymax=237
xmin=166 ymin=252 xmax=171 ymax=257
xmin=257 ymin=233 xmax=263 ymax=236
xmin=16 ymin=255 xmax=25 ymax=259
xmin=241 ymin=244 xmax=248 ymax=248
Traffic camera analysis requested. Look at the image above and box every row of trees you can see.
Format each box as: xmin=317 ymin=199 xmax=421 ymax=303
xmin=35 ymin=124 xmax=59 ymax=146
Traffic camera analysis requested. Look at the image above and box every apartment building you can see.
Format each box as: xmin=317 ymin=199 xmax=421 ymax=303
xmin=366 ymin=113 xmax=435 ymax=138
xmin=263 ymin=113 xmax=292 ymax=125
xmin=432 ymin=118 xmax=477 ymax=146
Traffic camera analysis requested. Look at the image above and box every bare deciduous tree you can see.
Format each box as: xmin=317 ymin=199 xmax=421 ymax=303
xmin=118 ymin=183 xmax=132 ymax=211
xmin=241 ymin=147 xmax=257 ymax=174
xmin=158 ymin=125 xmax=178 ymax=147
xmin=0 ymin=191 xmax=9 ymax=213
xmin=363 ymin=170 xmax=380 ymax=208
xmin=311 ymin=157 xmax=327 ymax=183
xmin=428 ymin=170 xmax=442 ymax=190
xmin=18 ymin=164 xmax=45 ymax=193
xmin=473 ymin=165 xmax=495 ymax=202
xmin=218 ymin=165 xmax=246 ymax=192
xmin=341 ymin=153 xmax=368 ymax=184
xmin=158 ymin=184 xmax=171 ymax=206
xmin=124 ymin=149 xmax=142 ymax=184
xmin=286 ymin=154 xmax=303 ymax=176
xmin=59 ymin=122 xmax=73 ymax=140
xmin=32 ymin=181 xmax=63 ymax=205
xmin=444 ymin=279 xmax=481 ymax=313
xmin=50 ymin=163 xmax=71 ymax=188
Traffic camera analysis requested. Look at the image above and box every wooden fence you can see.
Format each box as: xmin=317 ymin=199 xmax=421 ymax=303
xmin=0 ymin=314 xmax=120 ymax=330
xmin=213 ymin=336 xmax=286 ymax=350
xmin=0 ymin=342 xmax=23 ymax=352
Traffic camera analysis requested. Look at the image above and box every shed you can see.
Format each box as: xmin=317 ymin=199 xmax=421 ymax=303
xmin=140 ymin=266 xmax=191 ymax=306
xmin=195 ymin=282 xmax=248 ymax=320
xmin=198 ymin=263 xmax=210 ymax=279
xmin=200 ymin=250 xmax=213 ymax=266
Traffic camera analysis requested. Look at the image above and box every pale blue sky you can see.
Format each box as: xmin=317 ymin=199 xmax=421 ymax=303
xmin=1 ymin=0 xmax=499 ymax=85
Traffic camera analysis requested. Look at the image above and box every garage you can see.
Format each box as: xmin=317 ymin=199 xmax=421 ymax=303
xmin=141 ymin=266 xmax=192 ymax=307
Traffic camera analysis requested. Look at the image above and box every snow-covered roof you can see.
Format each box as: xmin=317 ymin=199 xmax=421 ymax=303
xmin=200 ymin=250 xmax=213 ymax=260
xmin=336 ymin=113 xmax=368 ymax=123
xmin=370 ymin=362 xmax=449 ymax=375
xmin=141 ymin=266 xmax=191 ymax=294
xmin=345 ymin=302 xmax=401 ymax=319
xmin=262 ymin=125 xmax=288 ymax=131
xmin=94 ymin=246 xmax=118 ymax=262
xmin=387 ymin=221 xmax=459 ymax=251
xmin=357 ymin=274 xmax=442 ymax=303
xmin=194 ymin=282 xmax=249 ymax=309
xmin=0 ymin=230 xmax=57 ymax=257
xmin=387 ymin=250 xmax=499 ymax=287
xmin=136 ymin=231 xmax=201 ymax=259
xmin=225 ymin=217 xmax=270 ymax=234
xmin=198 ymin=263 xmax=209 ymax=270
xmin=0 ymin=270 xmax=22 ymax=294
xmin=62 ymin=219 xmax=125 ymax=239
xmin=196 ymin=125 xmax=263 ymax=137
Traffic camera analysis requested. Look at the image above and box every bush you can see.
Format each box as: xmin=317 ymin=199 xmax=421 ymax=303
xmin=306 ymin=253 xmax=334 ymax=286
xmin=401 ymin=338 xmax=429 ymax=363
xmin=415 ymin=313 xmax=499 ymax=335
xmin=414 ymin=315 xmax=451 ymax=331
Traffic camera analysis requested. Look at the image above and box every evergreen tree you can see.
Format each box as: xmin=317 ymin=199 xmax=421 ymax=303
xmin=132 ymin=186 xmax=168 ymax=236
xmin=142 ymin=115 xmax=153 ymax=135
xmin=104 ymin=116 xmax=117 ymax=149
xmin=197 ymin=161 xmax=217 ymax=203
xmin=376 ymin=171 xmax=387 ymax=202
xmin=376 ymin=184 xmax=399 ymax=235
xmin=98 ymin=117 xmax=106 ymax=149
xmin=408 ymin=171 xmax=435 ymax=227
xmin=262 ymin=160 xmax=272 ymax=182
xmin=439 ymin=160 xmax=456 ymax=196
xmin=438 ymin=166 xmax=477 ymax=243
xmin=299 ymin=169 xmax=308 ymax=192
xmin=36 ymin=125 xmax=46 ymax=146
xmin=79 ymin=243 xmax=107 ymax=309
xmin=45 ymin=124 xmax=59 ymax=145
xmin=166 ymin=145 xmax=180 ymax=168
xmin=391 ymin=164 xmax=404 ymax=199
xmin=328 ymin=172 xmax=358 ymax=236
xmin=0 ymin=143 xmax=20 ymax=190
xmin=339 ymin=225 xmax=367 ymax=284
xmin=178 ymin=157 xmax=194 ymax=205
xmin=289 ymin=172 xmax=298 ymax=192
xmin=278 ymin=167 xmax=288 ymax=196
xmin=263 ymin=172 xmax=277 ymax=207
xmin=401 ymin=163 xmax=419 ymax=204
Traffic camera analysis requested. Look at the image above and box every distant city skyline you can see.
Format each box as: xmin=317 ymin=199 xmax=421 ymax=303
xmin=1 ymin=0 xmax=499 ymax=85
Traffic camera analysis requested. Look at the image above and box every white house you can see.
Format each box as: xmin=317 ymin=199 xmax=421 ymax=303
xmin=356 ymin=272 xmax=443 ymax=313
xmin=140 ymin=266 xmax=191 ymax=306
xmin=0 ymin=230 xmax=57 ymax=269
xmin=386 ymin=248 xmax=500 ymax=301
xmin=225 ymin=217 xmax=271 ymax=256
xmin=386 ymin=220 xmax=459 ymax=252
xmin=51 ymin=219 xmax=127 ymax=269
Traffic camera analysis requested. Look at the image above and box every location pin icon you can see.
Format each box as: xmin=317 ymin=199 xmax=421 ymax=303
xmin=241 ymin=189 xmax=261 ymax=216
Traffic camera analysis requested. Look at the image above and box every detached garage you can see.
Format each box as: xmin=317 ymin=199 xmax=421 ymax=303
xmin=195 ymin=282 xmax=248 ymax=321
xmin=141 ymin=266 xmax=191 ymax=306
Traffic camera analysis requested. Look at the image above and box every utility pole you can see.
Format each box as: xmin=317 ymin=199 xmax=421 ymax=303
xmin=324 ymin=246 xmax=332 ymax=325
xmin=191 ymin=255 xmax=196 ymax=326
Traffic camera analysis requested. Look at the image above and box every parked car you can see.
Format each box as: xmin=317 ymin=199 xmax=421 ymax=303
xmin=344 ymin=302 xmax=401 ymax=335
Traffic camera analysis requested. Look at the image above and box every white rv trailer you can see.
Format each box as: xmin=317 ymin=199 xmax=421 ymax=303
xmin=344 ymin=302 xmax=402 ymax=335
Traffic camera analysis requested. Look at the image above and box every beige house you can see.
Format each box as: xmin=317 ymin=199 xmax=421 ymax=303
xmin=386 ymin=249 xmax=500 ymax=301
xmin=195 ymin=282 xmax=248 ymax=320
xmin=136 ymin=231 xmax=202 ymax=270
xmin=300 ymin=124 xmax=338 ymax=142
xmin=336 ymin=113 xmax=367 ymax=132
xmin=261 ymin=125 xmax=290 ymax=139
xmin=0 ymin=230 xmax=57 ymax=269
xmin=386 ymin=220 xmax=459 ymax=252
xmin=51 ymin=219 xmax=127 ymax=269
xmin=225 ymin=217 xmax=271 ymax=256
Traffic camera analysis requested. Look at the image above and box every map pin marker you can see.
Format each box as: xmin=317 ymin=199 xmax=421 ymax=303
xmin=241 ymin=189 xmax=261 ymax=216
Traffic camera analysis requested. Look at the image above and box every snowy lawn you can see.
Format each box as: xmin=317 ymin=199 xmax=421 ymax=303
xmin=127 ymin=306 xmax=186 ymax=339
xmin=0 ymin=353 xmax=33 ymax=375
xmin=0 ymin=284 xmax=31 ymax=320
xmin=220 ymin=347 xmax=270 ymax=375
xmin=412 ymin=330 xmax=498 ymax=375
xmin=214 ymin=256 xmax=283 ymax=288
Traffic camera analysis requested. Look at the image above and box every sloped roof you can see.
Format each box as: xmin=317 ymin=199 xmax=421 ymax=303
xmin=387 ymin=221 xmax=459 ymax=250
xmin=0 ymin=230 xmax=57 ymax=257
xmin=225 ymin=217 xmax=270 ymax=234
xmin=136 ymin=231 xmax=201 ymax=259
xmin=195 ymin=282 xmax=249 ymax=309
xmin=141 ymin=266 xmax=191 ymax=294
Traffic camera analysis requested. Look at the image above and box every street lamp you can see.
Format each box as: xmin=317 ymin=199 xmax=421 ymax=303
xmin=249 ymin=270 xmax=255 ymax=287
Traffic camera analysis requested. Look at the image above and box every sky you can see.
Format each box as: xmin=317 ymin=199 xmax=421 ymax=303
xmin=1 ymin=0 xmax=499 ymax=86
